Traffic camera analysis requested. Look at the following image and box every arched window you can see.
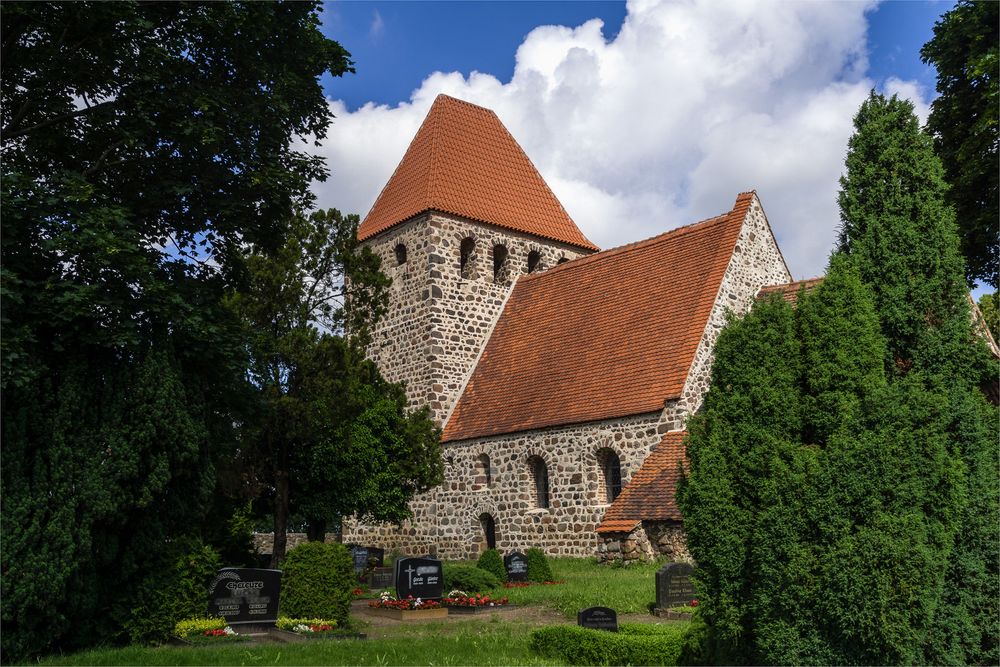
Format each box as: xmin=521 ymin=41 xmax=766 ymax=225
xmin=557 ymin=256 xmax=569 ymax=265
xmin=597 ymin=448 xmax=622 ymax=503
xmin=474 ymin=453 xmax=492 ymax=489
xmin=527 ymin=250 xmax=541 ymax=273
xmin=492 ymin=244 xmax=509 ymax=284
xmin=528 ymin=456 xmax=550 ymax=509
xmin=460 ymin=237 xmax=475 ymax=279
xmin=395 ymin=243 xmax=407 ymax=265
xmin=479 ymin=513 xmax=497 ymax=550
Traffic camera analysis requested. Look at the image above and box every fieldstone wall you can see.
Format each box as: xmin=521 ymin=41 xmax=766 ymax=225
xmin=596 ymin=522 xmax=690 ymax=564
xmin=677 ymin=196 xmax=791 ymax=415
xmin=343 ymin=404 xmax=685 ymax=558
xmin=364 ymin=212 xmax=590 ymax=424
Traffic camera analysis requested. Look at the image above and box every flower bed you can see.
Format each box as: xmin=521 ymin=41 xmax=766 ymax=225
xmin=441 ymin=590 xmax=511 ymax=613
xmin=365 ymin=591 xmax=448 ymax=620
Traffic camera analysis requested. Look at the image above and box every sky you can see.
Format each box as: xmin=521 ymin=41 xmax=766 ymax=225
xmin=309 ymin=0 xmax=958 ymax=286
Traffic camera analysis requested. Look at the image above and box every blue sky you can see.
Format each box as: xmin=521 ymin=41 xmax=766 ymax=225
xmin=309 ymin=1 xmax=968 ymax=287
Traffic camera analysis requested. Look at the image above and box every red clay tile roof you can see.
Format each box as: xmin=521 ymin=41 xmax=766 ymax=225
xmin=358 ymin=95 xmax=598 ymax=251
xmin=757 ymin=277 xmax=824 ymax=305
xmin=597 ymin=431 xmax=688 ymax=533
xmin=442 ymin=193 xmax=754 ymax=442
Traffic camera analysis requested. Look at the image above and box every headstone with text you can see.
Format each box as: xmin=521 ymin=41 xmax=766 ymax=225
xmin=504 ymin=551 xmax=529 ymax=582
xmin=394 ymin=556 xmax=443 ymax=600
xmin=656 ymin=562 xmax=696 ymax=609
xmin=577 ymin=606 xmax=618 ymax=632
xmin=349 ymin=545 xmax=369 ymax=572
xmin=368 ymin=566 xmax=394 ymax=589
xmin=207 ymin=568 xmax=281 ymax=627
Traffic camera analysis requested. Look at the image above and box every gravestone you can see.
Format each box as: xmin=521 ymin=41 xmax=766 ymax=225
xmin=367 ymin=546 xmax=385 ymax=568
xmin=394 ymin=556 xmax=443 ymax=600
xmin=368 ymin=566 xmax=394 ymax=589
xmin=504 ymin=551 xmax=529 ymax=582
xmin=577 ymin=606 xmax=618 ymax=632
xmin=348 ymin=545 xmax=369 ymax=572
xmin=207 ymin=568 xmax=281 ymax=628
xmin=656 ymin=562 xmax=696 ymax=609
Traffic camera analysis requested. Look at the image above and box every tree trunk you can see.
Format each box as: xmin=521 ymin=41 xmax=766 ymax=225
xmin=270 ymin=468 xmax=290 ymax=569
xmin=305 ymin=518 xmax=327 ymax=542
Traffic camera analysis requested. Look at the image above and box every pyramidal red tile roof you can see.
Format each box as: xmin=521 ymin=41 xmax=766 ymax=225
xmin=757 ymin=277 xmax=824 ymax=305
xmin=442 ymin=193 xmax=754 ymax=442
xmin=597 ymin=431 xmax=688 ymax=534
xmin=358 ymin=94 xmax=598 ymax=251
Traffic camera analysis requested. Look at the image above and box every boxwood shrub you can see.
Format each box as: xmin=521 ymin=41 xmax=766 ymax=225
xmin=443 ymin=564 xmax=500 ymax=592
xmin=476 ymin=548 xmax=507 ymax=582
xmin=526 ymin=547 xmax=554 ymax=582
xmin=530 ymin=623 xmax=687 ymax=666
xmin=279 ymin=542 xmax=354 ymax=625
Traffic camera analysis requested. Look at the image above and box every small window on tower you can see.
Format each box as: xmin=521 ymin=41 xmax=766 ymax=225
xmin=460 ymin=237 xmax=476 ymax=279
xmin=395 ymin=243 xmax=407 ymax=265
xmin=527 ymin=250 xmax=541 ymax=273
xmin=493 ymin=244 xmax=509 ymax=284
xmin=527 ymin=455 xmax=550 ymax=509
xmin=597 ymin=448 xmax=622 ymax=503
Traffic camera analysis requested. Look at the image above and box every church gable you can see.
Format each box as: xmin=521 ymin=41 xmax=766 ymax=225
xmin=358 ymin=94 xmax=598 ymax=251
xmin=442 ymin=194 xmax=756 ymax=443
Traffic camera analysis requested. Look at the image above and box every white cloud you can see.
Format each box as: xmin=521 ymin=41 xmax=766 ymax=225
xmin=369 ymin=10 xmax=384 ymax=40
xmin=311 ymin=0 xmax=934 ymax=280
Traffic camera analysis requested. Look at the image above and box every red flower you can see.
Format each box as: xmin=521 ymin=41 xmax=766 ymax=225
xmin=691 ymin=599 xmax=699 ymax=607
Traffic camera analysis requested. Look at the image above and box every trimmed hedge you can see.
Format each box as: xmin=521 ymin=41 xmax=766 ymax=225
xmin=279 ymin=542 xmax=354 ymax=625
xmin=443 ymin=564 xmax=500 ymax=593
xmin=476 ymin=548 xmax=507 ymax=582
xmin=526 ymin=548 xmax=554 ymax=583
xmin=530 ymin=623 xmax=687 ymax=666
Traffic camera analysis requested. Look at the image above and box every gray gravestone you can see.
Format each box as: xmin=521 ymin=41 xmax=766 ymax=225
xmin=577 ymin=606 xmax=618 ymax=632
xmin=207 ymin=568 xmax=281 ymax=627
xmin=656 ymin=562 xmax=696 ymax=609
xmin=394 ymin=557 xmax=443 ymax=600
xmin=504 ymin=551 xmax=529 ymax=582
xmin=368 ymin=566 xmax=394 ymax=589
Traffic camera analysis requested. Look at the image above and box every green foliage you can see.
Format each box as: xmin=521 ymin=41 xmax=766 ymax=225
xmin=529 ymin=624 xmax=686 ymax=666
xmin=174 ymin=617 xmax=225 ymax=639
xmin=476 ymin=549 xmax=508 ymax=582
xmin=680 ymin=91 xmax=999 ymax=666
xmin=228 ymin=209 xmax=441 ymax=560
xmin=526 ymin=549 xmax=554 ymax=583
xmin=123 ymin=540 xmax=221 ymax=645
xmin=0 ymin=2 xmax=352 ymax=660
xmin=279 ymin=542 xmax=355 ymax=626
xmin=444 ymin=564 xmax=500 ymax=593
xmin=921 ymin=0 xmax=999 ymax=288
xmin=978 ymin=292 xmax=999 ymax=342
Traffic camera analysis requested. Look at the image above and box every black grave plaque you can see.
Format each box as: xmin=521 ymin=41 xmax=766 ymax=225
xmin=394 ymin=557 xmax=443 ymax=600
xmin=656 ymin=562 xmax=696 ymax=609
xmin=504 ymin=551 xmax=529 ymax=582
xmin=368 ymin=566 xmax=394 ymax=589
xmin=577 ymin=606 xmax=618 ymax=632
xmin=349 ymin=546 xmax=369 ymax=572
xmin=207 ymin=568 xmax=281 ymax=626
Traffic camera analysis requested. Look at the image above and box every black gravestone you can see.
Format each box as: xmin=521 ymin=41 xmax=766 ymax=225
xmin=207 ymin=568 xmax=281 ymax=627
xmin=394 ymin=557 xmax=443 ymax=600
xmin=504 ymin=551 xmax=529 ymax=582
xmin=368 ymin=566 xmax=394 ymax=589
xmin=577 ymin=606 xmax=618 ymax=632
xmin=349 ymin=546 xmax=369 ymax=572
xmin=656 ymin=562 xmax=696 ymax=609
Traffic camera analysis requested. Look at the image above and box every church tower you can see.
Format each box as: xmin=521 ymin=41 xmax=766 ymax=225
xmin=357 ymin=95 xmax=599 ymax=424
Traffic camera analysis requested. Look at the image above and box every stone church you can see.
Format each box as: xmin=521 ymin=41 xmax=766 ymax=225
xmin=341 ymin=94 xmax=796 ymax=562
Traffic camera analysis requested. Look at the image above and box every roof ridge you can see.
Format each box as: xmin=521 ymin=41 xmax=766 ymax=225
xmin=519 ymin=192 xmax=753 ymax=284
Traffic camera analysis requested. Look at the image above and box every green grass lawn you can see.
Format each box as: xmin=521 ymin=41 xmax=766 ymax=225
xmin=36 ymin=557 xmax=682 ymax=666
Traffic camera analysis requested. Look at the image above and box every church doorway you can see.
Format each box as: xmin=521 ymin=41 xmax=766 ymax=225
xmin=479 ymin=513 xmax=497 ymax=550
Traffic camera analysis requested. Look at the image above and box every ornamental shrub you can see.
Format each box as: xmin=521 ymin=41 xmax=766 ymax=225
xmin=174 ymin=617 xmax=225 ymax=639
xmin=530 ymin=623 xmax=686 ymax=666
xmin=279 ymin=542 xmax=354 ymax=626
xmin=476 ymin=548 xmax=507 ymax=582
xmin=124 ymin=538 xmax=221 ymax=644
xmin=444 ymin=564 xmax=500 ymax=592
xmin=526 ymin=548 xmax=553 ymax=583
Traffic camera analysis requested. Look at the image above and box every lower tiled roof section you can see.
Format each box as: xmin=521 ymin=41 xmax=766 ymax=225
xmin=757 ymin=277 xmax=824 ymax=305
xmin=443 ymin=194 xmax=752 ymax=442
xmin=597 ymin=431 xmax=687 ymax=534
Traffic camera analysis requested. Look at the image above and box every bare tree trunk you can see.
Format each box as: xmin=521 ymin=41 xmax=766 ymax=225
xmin=270 ymin=469 xmax=290 ymax=568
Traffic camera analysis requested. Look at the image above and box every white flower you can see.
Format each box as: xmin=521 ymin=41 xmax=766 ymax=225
xmin=448 ymin=589 xmax=467 ymax=598
xmin=223 ymin=626 xmax=236 ymax=636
